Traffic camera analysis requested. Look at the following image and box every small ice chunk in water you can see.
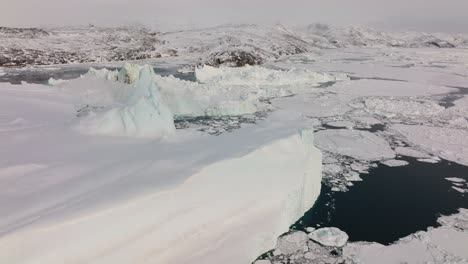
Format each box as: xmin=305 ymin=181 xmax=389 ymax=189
xmin=323 ymin=164 xmax=342 ymax=174
xmin=308 ymin=227 xmax=349 ymax=247
xmin=452 ymin=186 xmax=467 ymax=193
xmin=446 ymin=177 xmax=466 ymax=183
xmin=344 ymin=171 xmax=363 ymax=182
xmin=380 ymin=159 xmax=410 ymax=167
xmin=418 ymin=158 xmax=440 ymax=164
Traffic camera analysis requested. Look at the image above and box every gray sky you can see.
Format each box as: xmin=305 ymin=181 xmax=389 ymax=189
xmin=2 ymin=0 xmax=468 ymax=32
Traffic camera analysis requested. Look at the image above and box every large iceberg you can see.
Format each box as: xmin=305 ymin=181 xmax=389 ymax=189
xmin=0 ymin=97 xmax=323 ymax=263
xmin=75 ymin=65 xmax=175 ymax=138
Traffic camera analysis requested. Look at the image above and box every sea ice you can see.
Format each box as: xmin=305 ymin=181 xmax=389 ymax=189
xmin=326 ymin=120 xmax=355 ymax=129
xmin=275 ymin=231 xmax=309 ymax=255
xmin=452 ymin=186 xmax=466 ymax=193
xmin=393 ymin=124 xmax=468 ymax=166
xmin=308 ymin=227 xmax=349 ymax=248
xmin=314 ymin=129 xmax=395 ymax=161
xmin=344 ymin=171 xmax=363 ymax=182
xmin=380 ymin=159 xmax=410 ymax=167
xmin=323 ymin=164 xmax=343 ymax=175
xmin=446 ymin=177 xmax=466 ymax=183
xmin=418 ymin=158 xmax=441 ymax=164
xmin=394 ymin=147 xmax=431 ymax=159
xmin=195 ymin=65 xmax=349 ymax=86
xmin=362 ymin=98 xmax=444 ymax=119
xmin=331 ymin=79 xmax=457 ymax=97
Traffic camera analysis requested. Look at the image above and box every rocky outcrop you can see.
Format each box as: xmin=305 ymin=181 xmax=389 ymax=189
xmin=205 ymin=50 xmax=264 ymax=67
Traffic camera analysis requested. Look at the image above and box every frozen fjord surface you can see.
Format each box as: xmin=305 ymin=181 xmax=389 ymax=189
xmin=0 ymin=75 xmax=323 ymax=263
xmin=69 ymin=63 xmax=346 ymax=138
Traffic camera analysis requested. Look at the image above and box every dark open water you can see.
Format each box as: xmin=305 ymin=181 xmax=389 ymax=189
xmin=293 ymin=157 xmax=468 ymax=245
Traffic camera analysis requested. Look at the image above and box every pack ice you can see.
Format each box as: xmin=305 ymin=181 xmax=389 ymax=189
xmin=0 ymin=64 xmax=324 ymax=264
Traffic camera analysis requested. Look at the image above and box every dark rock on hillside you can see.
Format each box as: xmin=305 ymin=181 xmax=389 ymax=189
xmin=0 ymin=27 xmax=49 ymax=38
xmin=205 ymin=50 xmax=264 ymax=67
xmin=426 ymin=40 xmax=456 ymax=48
xmin=0 ymin=48 xmax=83 ymax=67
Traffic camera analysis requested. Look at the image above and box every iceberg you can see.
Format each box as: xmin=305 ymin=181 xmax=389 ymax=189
xmin=73 ymin=63 xmax=348 ymax=125
xmin=75 ymin=65 xmax=175 ymax=138
xmin=0 ymin=125 xmax=322 ymax=264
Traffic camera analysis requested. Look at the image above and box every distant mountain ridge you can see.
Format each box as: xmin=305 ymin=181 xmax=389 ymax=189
xmin=1 ymin=23 xmax=467 ymax=67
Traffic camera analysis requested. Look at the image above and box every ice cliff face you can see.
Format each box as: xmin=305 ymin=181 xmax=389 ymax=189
xmin=0 ymin=108 xmax=323 ymax=264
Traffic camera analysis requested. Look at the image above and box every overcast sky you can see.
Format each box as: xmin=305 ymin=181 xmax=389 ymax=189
xmin=2 ymin=0 xmax=468 ymax=32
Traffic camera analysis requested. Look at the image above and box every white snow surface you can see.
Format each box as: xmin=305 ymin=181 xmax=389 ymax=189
xmin=314 ymin=129 xmax=395 ymax=161
xmin=392 ymin=124 xmax=468 ymax=166
xmin=395 ymin=147 xmax=431 ymax=159
xmin=362 ymin=98 xmax=445 ymax=119
xmin=330 ymin=79 xmax=457 ymax=97
xmin=0 ymin=80 xmax=322 ymax=264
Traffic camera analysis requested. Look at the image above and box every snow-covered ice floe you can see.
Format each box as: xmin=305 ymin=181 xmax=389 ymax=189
xmin=392 ymin=124 xmax=468 ymax=166
xmin=308 ymin=227 xmax=349 ymax=247
xmin=314 ymin=129 xmax=395 ymax=161
xmin=380 ymin=159 xmax=410 ymax=167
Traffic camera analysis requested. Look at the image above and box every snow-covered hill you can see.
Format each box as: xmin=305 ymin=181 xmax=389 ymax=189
xmin=1 ymin=24 xmax=468 ymax=67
